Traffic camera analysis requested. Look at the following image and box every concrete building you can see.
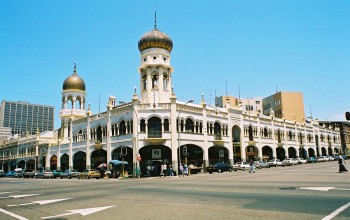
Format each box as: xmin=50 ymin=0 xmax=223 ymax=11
xmin=0 ymin=24 xmax=341 ymax=175
xmin=262 ymin=91 xmax=305 ymax=123
xmin=216 ymin=96 xmax=263 ymax=114
xmin=319 ymin=121 xmax=350 ymax=156
xmin=0 ymin=100 xmax=54 ymax=135
xmin=0 ymin=127 xmax=11 ymax=139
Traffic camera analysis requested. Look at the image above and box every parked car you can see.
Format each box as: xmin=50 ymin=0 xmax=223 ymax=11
xmin=5 ymin=171 xmax=16 ymax=178
xmin=317 ymin=157 xmax=326 ymax=163
xmin=78 ymin=169 xmax=101 ymax=179
xmin=206 ymin=162 xmax=232 ymax=174
xmin=307 ymin=157 xmax=317 ymax=163
xmin=60 ymin=169 xmax=81 ymax=179
xmin=282 ymin=159 xmax=294 ymax=166
xmin=0 ymin=170 xmax=6 ymax=177
xmin=52 ymin=170 xmax=63 ymax=178
xmin=328 ymin=156 xmax=335 ymax=161
xmin=34 ymin=170 xmax=44 ymax=179
xmin=18 ymin=169 xmax=35 ymax=178
xmin=233 ymin=162 xmax=251 ymax=171
xmin=267 ymin=159 xmax=283 ymax=167
xmin=254 ymin=161 xmax=270 ymax=169
xmin=43 ymin=170 xmax=54 ymax=179
xmin=295 ymin=158 xmax=307 ymax=164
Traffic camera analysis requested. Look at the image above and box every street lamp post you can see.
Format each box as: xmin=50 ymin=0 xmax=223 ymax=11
xmin=178 ymin=99 xmax=194 ymax=176
xmin=119 ymin=101 xmax=139 ymax=178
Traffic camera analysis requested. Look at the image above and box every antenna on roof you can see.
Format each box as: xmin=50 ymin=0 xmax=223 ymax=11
xmin=310 ymin=105 xmax=313 ymax=119
xmin=154 ymin=4 xmax=157 ymax=29
xmin=238 ymin=84 xmax=241 ymax=100
xmin=225 ymin=80 xmax=228 ymax=96
xmin=275 ymin=83 xmax=278 ymax=93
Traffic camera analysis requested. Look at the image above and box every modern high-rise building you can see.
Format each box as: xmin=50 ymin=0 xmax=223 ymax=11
xmin=0 ymin=100 xmax=54 ymax=135
xmin=262 ymin=91 xmax=305 ymax=123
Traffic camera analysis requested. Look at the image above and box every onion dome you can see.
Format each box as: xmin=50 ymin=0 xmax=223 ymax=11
xmin=62 ymin=64 xmax=86 ymax=91
xmin=138 ymin=28 xmax=173 ymax=53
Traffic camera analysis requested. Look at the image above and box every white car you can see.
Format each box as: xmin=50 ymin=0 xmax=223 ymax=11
xmin=233 ymin=162 xmax=251 ymax=171
xmin=282 ymin=159 xmax=294 ymax=166
xmin=291 ymin=158 xmax=299 ymax=165
xmin=267 ymin=159 xmax=283 ymax=167
xmin=295 ymin=158 xmax=307 ymax=164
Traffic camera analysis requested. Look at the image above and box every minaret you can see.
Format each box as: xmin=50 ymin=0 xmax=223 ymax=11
xmin=59 ymin=63 xmax=87 ymax=141
xmin=137 ymin=12 xmax=174 ymax=105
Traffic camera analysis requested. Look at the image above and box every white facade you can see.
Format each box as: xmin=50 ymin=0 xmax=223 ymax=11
xmin=0 ymin=26 xmax=341 ymax=175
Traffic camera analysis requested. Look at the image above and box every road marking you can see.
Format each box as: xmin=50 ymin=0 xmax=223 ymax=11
xmin=0 ymin=207 xmax=29 ymax=220
xmin=10 ymin=194 xmax=40 ymax=198
xmin=8 ymin=198 xmax=72 ymax=207
xmin=41 ymin=205 xmax=114 ymax=219
xmin=322 ymin=202 xmax=350 ymax=220
xmin=299 ymin=187 xmax=335 ymax=191
xmin=299 ymin=187 xmax=350 ymax=192
xmin=0 ymin=191 xmax=19 ymax=194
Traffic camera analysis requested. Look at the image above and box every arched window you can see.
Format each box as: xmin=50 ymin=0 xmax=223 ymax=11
xmin=152 ymin=72 xmax=158 ymax=89
xmin=148 ymin=117 xmax=162 ymax=138
xmin=264 ymin=127 xmax=268 ymax=138
xmin=140 ymin=119 xmax=146 ymax=132
xmin=248 ymin=125 xmax=253 ymax=141
xmin=164 ymin=119 xmax=170 ymax=132
xmin=96 ymin=126 xmax=102 ymax=143
xmin=185 ymin=118 xmax=194 ymax=133
xmin=277 ymin=129 xmax=281 ymax=143
xmin=119 ymin=121 xmax=126 ymax=135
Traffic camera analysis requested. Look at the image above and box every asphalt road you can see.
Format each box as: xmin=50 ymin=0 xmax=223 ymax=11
xmin=0 ymin=161 xmax=349 ymax=220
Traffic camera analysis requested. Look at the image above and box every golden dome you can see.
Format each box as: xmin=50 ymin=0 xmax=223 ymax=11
xmin=138 ymin=28 xmax=173 ymax=52
xmin=62 ymin=65 xmax=86 ymax=91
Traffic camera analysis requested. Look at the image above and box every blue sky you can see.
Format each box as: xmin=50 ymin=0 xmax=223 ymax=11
xmin=1 ymin=0 xmax=349 ymax=129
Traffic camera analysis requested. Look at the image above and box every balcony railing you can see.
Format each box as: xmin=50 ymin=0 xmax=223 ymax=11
xmin=214 ymin=134 xmax=222 ymax=140
xmin=148 ymin=131 xmax=162 ymax=138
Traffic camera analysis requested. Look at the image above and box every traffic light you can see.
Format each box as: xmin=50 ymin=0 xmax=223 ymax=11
xmin=346 ymin=112 xmax=350 ymax=121
xmin=182 ymin=146 xmax=187 ymax=156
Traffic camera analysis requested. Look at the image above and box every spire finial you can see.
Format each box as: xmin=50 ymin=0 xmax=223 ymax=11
xmin=73 ymin=61 xmax=77 ymax=75
xmin=154 ymin=4 xmax=157 ymax=29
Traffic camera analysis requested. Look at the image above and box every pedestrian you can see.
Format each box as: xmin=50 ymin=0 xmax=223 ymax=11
xmin=179 ymin=163 xmax=184 ymax=177
xmin=183 ymin=163 xmax=188 ymax=176
xmin=338 ymin=155 xmax=348 ymax=173
xmin=160 ymin=163 xmax=164 ymax=177
xmin=163 ymin=163 xmax=167 ymax=177
xmin=249 ymin=159 xmax=255 ymax=173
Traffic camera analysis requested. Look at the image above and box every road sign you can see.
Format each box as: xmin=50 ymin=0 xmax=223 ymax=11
xmin=137 ymin=155 xmax=141 ymax=161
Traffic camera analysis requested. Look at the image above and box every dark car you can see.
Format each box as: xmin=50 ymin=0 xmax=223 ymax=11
xmin=307 ymin=157 xmax=317 ymax=163
xmin=52 ymin=170 xmax=63 ymax=178
xmin=0 ymin=170 xmax=6 ymax=177
xmin=206 ymin=162 xmax=232 ymax=174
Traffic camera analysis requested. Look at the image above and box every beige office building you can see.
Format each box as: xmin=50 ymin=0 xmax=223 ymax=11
xmin=263 ymin=92 xmax=305 ymax=123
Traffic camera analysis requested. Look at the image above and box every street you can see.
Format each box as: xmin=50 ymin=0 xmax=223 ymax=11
xmin=0 ymin=161 xmax=349 ymax=220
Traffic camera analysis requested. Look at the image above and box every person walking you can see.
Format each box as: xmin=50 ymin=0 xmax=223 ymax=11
xmin=183 ymin=163 xmax=188 ymax=176
xmin=179 ymin=163 xmax=184 ymax=177
xmin=249 ymin=159 xmax=255 ymax=173
xmin=338 ymin=155 xmax=348 ymax=173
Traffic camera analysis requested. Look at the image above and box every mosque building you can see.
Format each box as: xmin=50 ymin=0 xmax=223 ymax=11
xmin=0 ymin=22 xmax=341 ymax=176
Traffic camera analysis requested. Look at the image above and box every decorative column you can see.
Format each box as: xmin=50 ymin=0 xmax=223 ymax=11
xmin=69 ymin=116 xmax=74 ymax=170
xmin=86 ymin=106 xmax=91 ymax=169
xmin=106 ymin=102 xmax=112 ymax=164
xmin=57 ymin=139 xmax=61 ymax=170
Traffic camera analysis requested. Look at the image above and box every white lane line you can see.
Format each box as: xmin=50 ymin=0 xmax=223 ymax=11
xmin=322 ymin=202 xmax=350 ymax=220
xmin=0 ymin=207 xmax=29 ymax=220
xmin=8 ymin=203 xmax=35 ymax=207
xmin=0 ymin=191 xmax=19 ymax=194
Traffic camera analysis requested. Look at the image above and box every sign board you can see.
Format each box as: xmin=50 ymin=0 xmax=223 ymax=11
xmin=137 ymin=155 xmax=141 ymax=161
xmin=219 ymin=150 xmax=224 ymax=158
xmin=152 ymin=149 xmax=161 ymax=159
